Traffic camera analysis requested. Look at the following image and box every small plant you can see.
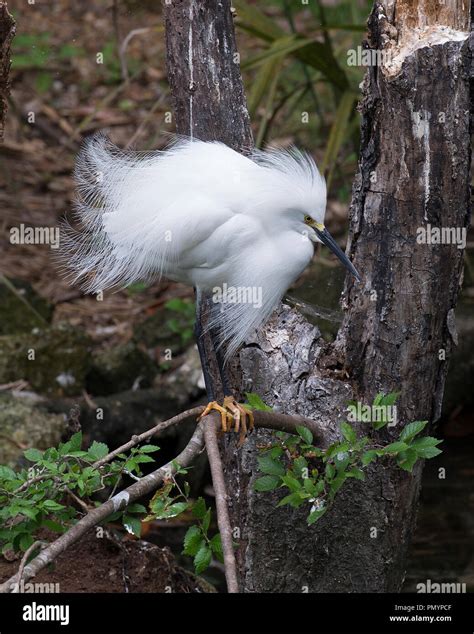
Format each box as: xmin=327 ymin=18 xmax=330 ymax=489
xmin=254 ymin=392 xmax=442 ymax=525
xmin=144 ymin=463 xmax=223 ymax=574
xmin=0 ymin=433 xmax=158 ymax=554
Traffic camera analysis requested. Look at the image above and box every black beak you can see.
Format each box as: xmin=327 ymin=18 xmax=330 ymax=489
xmin=315 ymin=227 xmax=361 ymax=282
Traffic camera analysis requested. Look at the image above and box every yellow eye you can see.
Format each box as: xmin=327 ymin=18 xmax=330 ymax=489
xmin=304 ymin=215 xmax=311 ymax=224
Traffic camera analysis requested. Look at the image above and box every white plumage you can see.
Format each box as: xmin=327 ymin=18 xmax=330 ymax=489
xmin=63 ymin=133 xmax=357 ymax=360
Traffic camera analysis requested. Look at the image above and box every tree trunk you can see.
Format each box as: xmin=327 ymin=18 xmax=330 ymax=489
xmin=164 ymin=0 xmax=471 ymax=592
xmin=0 ymin=2 xmax=15 ymax=141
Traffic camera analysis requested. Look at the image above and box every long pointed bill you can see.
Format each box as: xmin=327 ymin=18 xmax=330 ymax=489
xmin=315 ymin=226 xmax=361 ymax=282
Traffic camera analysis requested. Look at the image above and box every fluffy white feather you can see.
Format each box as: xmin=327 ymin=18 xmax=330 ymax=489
xmin=62 ymin=133 xmax=327 ymax=359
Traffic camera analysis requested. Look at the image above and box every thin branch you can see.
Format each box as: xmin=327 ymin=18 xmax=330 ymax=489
xmin=203 ymin=413 xmax=239 ymax=593
xmin=0 ymin=425 xmax=205 ymax=593
xmin=93 ymin=405 xmax=204 ymax=468
xmin=12 ymin=541 xmax=47 ymax=593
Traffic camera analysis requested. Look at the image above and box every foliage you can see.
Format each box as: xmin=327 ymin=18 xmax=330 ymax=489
xmin=144 ymin=462 xmax=224 ymax=574
xmin=0 ymin=433 xmax=158 ymax=554
xmin=254 ymin=393 xmax=442 ymax=525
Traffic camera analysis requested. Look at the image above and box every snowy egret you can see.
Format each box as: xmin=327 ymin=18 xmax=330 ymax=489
xmin=63 ymin=134 xmax=360 ymax=438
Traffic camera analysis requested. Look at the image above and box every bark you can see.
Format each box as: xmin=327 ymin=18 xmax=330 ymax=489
xmin=0 ymin=2 xmax=15 ymax=141
xmin=163 ymin=0 xmax=471 ymax=591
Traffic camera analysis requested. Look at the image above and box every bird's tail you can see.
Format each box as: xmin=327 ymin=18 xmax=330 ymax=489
xmin=59 ymin=133 xmax=174 ymax=293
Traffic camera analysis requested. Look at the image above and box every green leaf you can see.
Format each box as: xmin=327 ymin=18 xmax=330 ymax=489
xmin=126 ymin=503 xmax=147 ymax=515
xmin=382 ymin=441 xmax=409 ymax=455
xmin=295 ymin=426 xmax=313 ymax=445
xmin=397 ymin=448 xmax=418 ymax=472
xmin=192 ymin=497 xmax=207 ymax=520
xmin=42 ymin=500 xmax=65 ymax=512
xmin=362 ymin=450 xmax=377 ymax=466
xmin=0 ymin=466 xmax=17 ymax=480
xmin=183 ymin=525 xmax=204 ymax=556
xmin=87 ymin=441 xmax=109 ymax=461
xmin=23 ymin=448 xmax=43 ymax=463
xmin=379 ymin=392 xmax=400 ymax=407
xmin=159 ymin=502 xmax=189 ymax=519
xmin=400 ymin=421 xmax=428 ymax=443
xmin=410 ymin=437 xmax=443 ymax=459
xmin=69 ymin=431 xmax=83 ymax=452
xmin=325 ymin=462 xmax=336 ymax=480
xmin=307 ymin=507 xmax=327 ymax=525
xmin=277 ymin=492 xmax=305 ymax=508
xmin=209 ymin=533 xmax=224 ymax=564
xmin=257 ymin=455 xmax=285 ymax=477
xmin=194 ymin=544 xmax=212 ymax=575
xmin=281 ymin=474 xmax=302 ymax=493
xmin=139 ymin=444 xmax=160 ymax=453
xmin=123 ymin=515 xmax=141 ymax=537
xmin=346 ymin=468 xmax=365 ymax=480
xmin=340 ymin=422 xmax=357 ymax=444
xmin=244 ymin=392 xmax=272 ymax=412
xmin=202 ymin=508 xmax=211 ymax=534
xmin=19 ymin=533 xmax=34 ymax=552
xmin=303 ymin=478 xmax=317 ymax=495
xmin=254 ymin=475 xmax=280 ymax=492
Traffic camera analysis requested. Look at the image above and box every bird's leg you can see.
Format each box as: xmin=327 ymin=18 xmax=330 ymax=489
xmin=210 ymin=323 xmax=254 ymax=443
xmin=194 ymin=289 xmax=233 ymax=433
xmin=194 ymin=289 xmax=253 ymax=440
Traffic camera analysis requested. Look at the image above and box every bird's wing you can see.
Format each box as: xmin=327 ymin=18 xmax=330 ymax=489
xmin=61 ymin=134 xmax=234 ymax=292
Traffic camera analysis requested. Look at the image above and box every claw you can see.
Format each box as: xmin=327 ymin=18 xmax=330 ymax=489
xmin=197 ymin=397 xmax=254 ymax=441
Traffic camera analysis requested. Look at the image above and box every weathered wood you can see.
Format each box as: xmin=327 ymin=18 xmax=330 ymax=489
xmin=163 ymin=0 xmax=471 ymax=591
xmin=0 ymin=2 xmax=15 ymax=142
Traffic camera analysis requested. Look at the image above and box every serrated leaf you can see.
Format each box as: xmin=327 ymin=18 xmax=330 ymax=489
xmin=254 ymin=475 xmax=280 ymax=492
xmin=194 ymin=544 xmax=212 ymax=575
xmin=183 ymin=526 xmax=204 ymax=556
xmin=192 ymin=497 xmax=207 ymax=520
xmin=139 ymin=444 xmax=160 ymax=453
xmin=209 ymin=533 xmax=224 ymax=563
xmin=307 ymin=507 xmax=327 ymax=525
xmin=295 ymin=426 xmax=313 ymax=445
xmin=69 ymin=431 xmax=83 ymax=451
xmin=202 ymin=508 xmax=211 ymax=534
xmin=281 ymin=474 xmax=301 ymax=492
xmin=244 ymin=392 xmax=272 ymax=411
xmin=23 ymin=448 xmax=43 ymax=463
xmin=362 ymin=450 xmax=377 ymax=466
xmin=0 ymin=466 xmax=17 ymax=480
xmin=383 ymin=441 xmax=409 ymax=455
xmin=257 ymin=455 xmax=285 ymax=476
xmin=396 ymin=448 xmax=418 ymax=472
xmin=123 ymin=515 xmax=141 ymax=537
xmin=340 ymin=422 xmax=357 ymax=444
xmin=400 ymin=421 xmax=428 ymax=443
xmin=126 ymin=503 xmax=147 ymax=515
xmin=87 ymin=441 xmax=109 ymax=461
xmin=277 ymin=492 xmax=304 ymax=508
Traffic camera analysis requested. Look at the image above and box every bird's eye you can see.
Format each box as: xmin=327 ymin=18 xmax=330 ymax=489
xmin=304 ymin=215 xmax=311 ymax=224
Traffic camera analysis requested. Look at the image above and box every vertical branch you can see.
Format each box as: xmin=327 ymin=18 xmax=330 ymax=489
xmin=0 ymin=2 xmax=15 ymax=141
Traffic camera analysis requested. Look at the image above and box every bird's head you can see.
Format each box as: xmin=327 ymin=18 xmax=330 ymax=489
xmin=303 ymin=213 xmax=361 ymax=282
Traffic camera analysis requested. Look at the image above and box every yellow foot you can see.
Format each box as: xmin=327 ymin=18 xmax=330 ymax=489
xmin=198 ymin=396 xmax=254 ymax=444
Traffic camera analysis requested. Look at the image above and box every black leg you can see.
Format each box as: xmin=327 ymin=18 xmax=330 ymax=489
xmin=194 ymin=288 xmax=215 ymax=401
xmin=209 ymin=326 xmax=233 ymax=397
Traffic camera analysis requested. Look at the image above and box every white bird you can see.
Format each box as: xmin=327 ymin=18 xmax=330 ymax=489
xmin=63 ymin=133 xmax=360 ymax=437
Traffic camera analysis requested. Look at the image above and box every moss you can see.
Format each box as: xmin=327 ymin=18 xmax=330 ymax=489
xmin=0 ymin=323 xmax=91 ymax=396
xmin=0 ymin=277 xmax=52 ymax=335
xmin=0 ymin=395 xmax=64 ymax=467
